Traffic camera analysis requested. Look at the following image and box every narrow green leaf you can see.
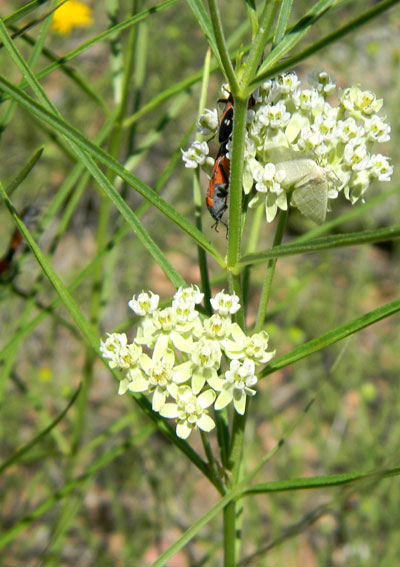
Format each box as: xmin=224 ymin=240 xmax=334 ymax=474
xmin=7 ymin=0 xmax=179 ymax=95
xmin=243 ymin=465 xmax=400 ymax=495
xmin=0 ymin=424 xmax=154 ymax=550
xmin=3 ymin=0 xmax=51 ymax=26
xmin=0 ymin=182 xmax=100 ymax=351
xmin=0 ymin=19 xmax=189 ymax=286
xmin=0 ymin=75 xmax=222 ymax=263
xmin=273 ymin=0 xmax=294 ymax=46
xmin=186 ymin=0 xmax=222 ymax=67
xmin=151 ymin=394 xmax=315 ymax=566
xmin=0 ymin=384 xmax=81 ymax=474
xmin=260 ymin=296 xmax=400 ymax=378
xmin=4 ymin=146 xmax=43 ymax=196
xmin=252 ymin=0 xmax=400 ymax=88
xmin=253 ymin=0 xmax=336 ymax=86
xmin=238 ymin=225 xmax=400 ymax=268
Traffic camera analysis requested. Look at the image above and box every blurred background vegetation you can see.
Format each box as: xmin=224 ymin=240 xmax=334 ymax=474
xmin=0 ymin=0 xmax=399 ymax=565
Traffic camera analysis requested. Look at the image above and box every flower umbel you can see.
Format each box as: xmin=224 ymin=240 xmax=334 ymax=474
xmin=184 ymin=72 xmax=392 ymax=224
xmin=100 ymin=287 xmax=274 ymax=438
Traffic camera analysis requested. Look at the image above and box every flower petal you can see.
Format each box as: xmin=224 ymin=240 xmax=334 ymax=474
xmin=233 ymin=390 xmax=246 ymax=415
xmin=159 ymin=403 xmax=178 ymax=418
xmin=198 ymin=389 xmax=216 ymax=408
xmin=197 ymin=414 xmax=215 ymax=432
xmin=176 ymin=421 xmax=192 ymax=439
xmin=215 ymin=388 xmax=233 ymax=410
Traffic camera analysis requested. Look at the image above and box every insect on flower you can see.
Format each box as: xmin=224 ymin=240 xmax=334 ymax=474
xmin=206 ymin=144 xmax=230 ymax=230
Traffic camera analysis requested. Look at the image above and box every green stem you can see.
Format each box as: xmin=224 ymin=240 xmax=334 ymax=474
xmin=200 ymin=430 xmax=225 ymax=494
xmin=241 ymin=0 xmax=281 ymax=89
xmin=227 ymin=97 xmax=248 ymax=268
xmin=207 ymin=0 xmax=239 ymax=91
xmin=254 ymin=206 xmax=289 ymax=332
xmin=223 ymin=500 xmax=236 ymax=567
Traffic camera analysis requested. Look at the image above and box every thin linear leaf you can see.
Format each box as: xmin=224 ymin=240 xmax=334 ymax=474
xmin=0 ymin=384 xmax=81 ymax=474
xmin=252 ymin=0 xmax=400 ymax=88
xmin=186 ymin=0 xmax=222 ymax=67
xmin=260 ymin=296 xmax=400 ymax=378
xmin=0 ymin=20 xmax=189 ymax=286
xmin=0 ymin=185 xmax=213 ymax=484
xmin=273 ymin=0 xmax=294 ymax=46
xmin=4 ymin=146 xmax=43 ymax=195
xmin=151 ymin=396 xmax=315 ymax=566
xmin=3 ymin=0 xmax=52 ymax=26
xmin=0 ymin=182 xmax=100 ymax=350
xmin=4 ymin=0 xmax=179 ymax=97
xmin=254 ymin=0 xmax=337 ymax=85
xmin=243 ymin=465 xmax=400 ymax=495
xmin=12 ymin=27 xmax=107 ymax=110
xmin=0 ymin=424 xmax=154 ymax=550
xmin=238 ymin=225 xmax=400 ymax=268
xmin=0 ymin=75 xmax=221 ymax=263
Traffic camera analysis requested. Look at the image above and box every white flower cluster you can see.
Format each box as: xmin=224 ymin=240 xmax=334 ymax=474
xmin=100 ymin=286 xmax=274 ymax=439
xmin=183 ymin=72 xmax=392 ymax=224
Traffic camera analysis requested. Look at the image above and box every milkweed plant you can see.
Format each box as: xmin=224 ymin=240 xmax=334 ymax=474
xmin=100 ymin=64 xmax=395 ymax=566
xmin=0 ymin=1 xmax=397 ymax=566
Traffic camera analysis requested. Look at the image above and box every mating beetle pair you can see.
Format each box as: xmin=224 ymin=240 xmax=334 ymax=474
xmin=205 ymin=93 xmax=234 ymax=229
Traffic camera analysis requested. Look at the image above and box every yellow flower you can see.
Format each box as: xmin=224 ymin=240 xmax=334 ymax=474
xmin=51 ymin=1 xmax=93 ymax=35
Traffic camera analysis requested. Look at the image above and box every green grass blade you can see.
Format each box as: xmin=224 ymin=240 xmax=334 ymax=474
xmin=252 ymin=0 xmax=400 ymax=88
xmin=150 ymin=395 xmax=314 ymax=566
xmin=3 ymin=0 xmax=52 ymax=26
xmin=0 ymin=384 xmax=81 ymax=474
xmin=260 ymin=296 xmax=400 ymax=378
xmin=7 ymin=0 xmax=179 ymax=95
xmin=0 ymin=424 xmax=154 ymax=550
xmin=273 ymin=0 xmax=294 ymax=46
xmin=4 ymin=146 xmax=43 ymax=195
xmin=0 ymin=19 xmax=190 ymax=286
xmin=0 ymin=75 xmax=222 ymax=263
xmin=238 ymin=225 xmax=400 ymax=268
xmin=253 ymin=0 xmax=337 ymax=87
xmin=186 ymin=0 xmax=222 ymax=67
xmin=11 ymin=27 xmax=108 ymax=110
xmin=243 ymin=465 xmax=400 ymax=495
xmin=0 ymin=182 xmax=100 ymax=351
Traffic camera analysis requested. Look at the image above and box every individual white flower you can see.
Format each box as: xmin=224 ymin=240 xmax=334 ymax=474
xmin=292 ymin=88 xmax=322 ymax=112
xmin=221 ymin=324 xmax=275 ymax=364
xmin=343 ymin=141 xmax=370 ymax=171
xmin=181 ymin=141 xmax=209 ymax=168
xmin=210 ymin=290 xmax=240 ymax=316
xmin=364 ymin=115 xmax=391 ymax=143
xmin=100 ymin=332 xmax=128 ymax=368
xmin=132 ymin=348 xmax=190 ymax=411
xmin=128 ymin=291 xmax=159 ymax=316
xmin=148 ymin=307 xmax=194 ymax=355
xmin=335 ymin=117 xmax=362 ymax=143
xmin=160 ymin=386 xmax=216 ymax=439
xmin=369 ymin=154 xmax=393 ymax=181
xmin=173 ymin=285 xmax=204 ymax=306
xmin=198 ymin=108 xmax=218 ymax=136
xmin=341 ymin=87 xmax=383 ymax=116
xmin=171 ymin=297 xmax=200 ymax=326
xmin=190 ymin=338 xmax=222 ymax=394
xmin=278 ymin=72 xmax=301 ymax=94
xmin=200 ymin=313 xmax=232 ymax=340
xmin=209 ymin=359 xmax=258 ymax=415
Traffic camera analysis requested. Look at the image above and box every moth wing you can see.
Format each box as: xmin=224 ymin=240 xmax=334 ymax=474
xmin=292 ymin=174 xmax=328 ymax=225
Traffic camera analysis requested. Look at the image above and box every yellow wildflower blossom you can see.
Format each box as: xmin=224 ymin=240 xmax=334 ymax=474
xmin=51 ymin=1 xmax=93 ymax=35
